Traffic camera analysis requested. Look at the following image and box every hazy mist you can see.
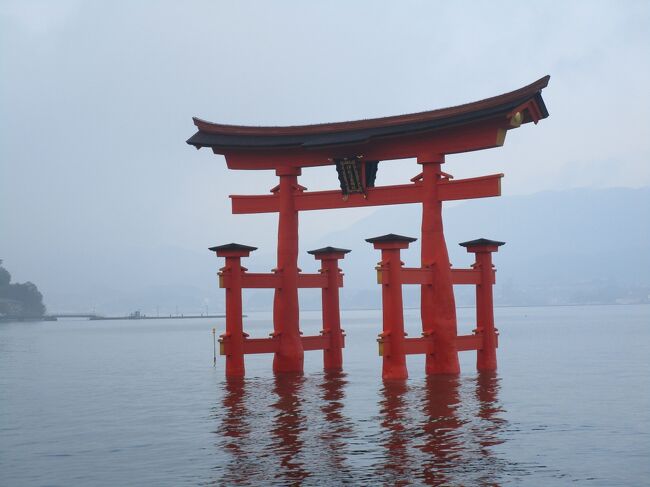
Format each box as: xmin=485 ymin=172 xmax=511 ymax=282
xmin=1 ymin=1 xmax=649 ymax=313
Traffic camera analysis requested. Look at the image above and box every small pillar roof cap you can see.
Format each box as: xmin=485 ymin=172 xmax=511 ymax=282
xmin=307 ymin=246 xmax=351 ymax=255
xmin=208 ymin=243 xmax=258 ymax=252
xmin=459 ymin=238 xmax=505 ymax=248
xmin=365 ymin=233 xmax=417 ymax=243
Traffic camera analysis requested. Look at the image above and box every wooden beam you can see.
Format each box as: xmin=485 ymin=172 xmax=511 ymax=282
xmin=223 ymin=272 xmax=339 ymax=289
xmin=295 ymin=183 xmax=423 ymax=211
xmin=230 ymin=173 xmax=502 ymax=215
xmin=220 ymin=337 xmax=280 ymax=355
xmin=222 ymin=334 xmax=340 ymax=355
xmin=451 ymin=269 xmax=482 ymax=285
xmin=403 ymin=337 xmax=433 ymax=355
xmin=219 ymin=118 xmax=509 ymax=169
xmin=400 ymin=268 xmax=434 ymax=285
xmin=301 ymin=334 xmax=331 ymax=351
xmin=437 ymin=173 xmax=502 ymax=201
xmin=379 ymin=333 xmax=485 ymax=356
xmin=239 ymin=273 xmax=281 ymax=289
xmin=379 ymin=267 xmax=485 ymax=286
xmin=297 ymin=273 xmax=328 ymax=288
xmin=231 ymin=183 xmax=423 ymax=214
xmin=230 ymin=194 xmax=279 ymax=214
xmin=456 ymin=334 xmax=483 ymax=351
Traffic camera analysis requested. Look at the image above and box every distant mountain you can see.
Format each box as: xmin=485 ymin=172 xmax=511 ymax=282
xmin=14 ymin=186 xmax=649 ymax=314
xmin=306 ymin=186 xmax=650 ymax=308
xmin=39 ymin=244 xmax=224 ymax=317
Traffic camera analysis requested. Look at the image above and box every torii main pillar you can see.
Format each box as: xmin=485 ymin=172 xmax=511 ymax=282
xmin=419 ymin=154 xmax=460 ymax=374
xmin=273 ymin=166 xmax=303 ymax=373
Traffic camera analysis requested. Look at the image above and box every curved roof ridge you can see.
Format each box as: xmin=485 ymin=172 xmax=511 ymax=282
xmin=193 ymin=75 xmax=549 ymax=137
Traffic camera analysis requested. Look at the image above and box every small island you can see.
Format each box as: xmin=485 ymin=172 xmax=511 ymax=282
xmin=0 ymin=260 xmax=47 ymax=321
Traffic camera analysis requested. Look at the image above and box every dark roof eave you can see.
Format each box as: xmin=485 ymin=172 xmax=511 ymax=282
xmin=459 ymin=238 xmax=506 ymax=248
xmin=187 ymin=76 xmax=550 ymax=151
xmin=208 ymin=243 xmax=258 ymax=252
xmin=366 ymin=233 xmax=417 ymax=243
xmin=187 ymin=95 xmax=543 ymax=151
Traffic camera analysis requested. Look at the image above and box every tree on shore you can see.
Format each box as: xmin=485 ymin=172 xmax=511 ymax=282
xmin=0 ymin=260 xmax=46 ymax=317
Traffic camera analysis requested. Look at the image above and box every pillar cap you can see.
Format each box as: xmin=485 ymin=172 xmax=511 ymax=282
xmin=209 ymin=243 xmax=257 ymax=257
xmin=459 ymin=238 xmax=505 ymax=248
xmin=307 ymin=246 xmax=351 ymax=255
xmin=366 ymin=233 xmax=416 ymax=250
xmin=365 ymin=233 xmax=417 ymax=244
xmin=459 ymin=238 xmax=505 ymax=253
xmin=209 ymin=243 xmax=258 ymax=252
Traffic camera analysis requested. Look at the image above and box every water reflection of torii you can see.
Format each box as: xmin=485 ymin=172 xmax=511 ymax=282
xmin=190 ymin=76 xmax=550 ymax=378
xmin=214 ymin=373 xmax=506 ymax=485
xmin=215 ymin=373 xmax=354 ymax=485
xmin=376 ymin=373 xmax=507 ymax=486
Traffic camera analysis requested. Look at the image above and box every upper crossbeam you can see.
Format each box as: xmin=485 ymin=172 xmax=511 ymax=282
xmin=230 ymin=174 xmax=503 ymax=214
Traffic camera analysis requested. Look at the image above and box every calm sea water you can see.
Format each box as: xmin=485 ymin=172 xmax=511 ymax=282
xmin=1 ymin=305 xmax=649 ymax=486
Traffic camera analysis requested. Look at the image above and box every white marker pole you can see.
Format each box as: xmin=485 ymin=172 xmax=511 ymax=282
xmin=212 ymin=328 xmax=216 ymax=367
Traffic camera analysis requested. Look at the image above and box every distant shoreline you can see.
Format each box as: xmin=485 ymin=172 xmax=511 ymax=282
xmin=2 ymin=302 xmax=647 ymax=324
xmin=386 ymin=302 xmax=649 ymax=312
xmin=0 ymin=314 xmax=227 ymax=323
xmin=89 ymin=314 xmax=227 ymax=321
xmin=339 ymin=302 xmax=650 ymax=312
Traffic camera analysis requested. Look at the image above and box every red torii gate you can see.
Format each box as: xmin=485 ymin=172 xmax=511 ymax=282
xmin=188 ymin=76 xmax=550 ymax=378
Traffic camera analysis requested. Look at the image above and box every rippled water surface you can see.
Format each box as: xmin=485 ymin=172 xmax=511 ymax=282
xmin=1 ymin=305 xmax=649 ymax=486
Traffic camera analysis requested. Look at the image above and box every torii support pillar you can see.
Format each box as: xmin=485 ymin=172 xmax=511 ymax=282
xmin=367 ymin=234 xmax=417 ymax=380
xmin=274 ymin=166 xmax=303 ymax=373
xmin=419 ymin=154 xmax=460 ymax=375
xmin=308 ymin=246 xmax=351 ymax=371
xmin=460 ymin=238 xmax=505 ymax=372
xmin=209 ymin=243 xmax=258 ymax=378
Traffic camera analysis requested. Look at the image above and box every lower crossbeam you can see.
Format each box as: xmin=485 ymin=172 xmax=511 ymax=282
xmin=220 ymin=333 xmax=345 ymax=355
xmin=378 ymin=332 xmax=488 ymax=356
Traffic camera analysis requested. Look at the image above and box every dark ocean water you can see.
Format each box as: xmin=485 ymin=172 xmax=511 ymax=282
xmin=1 ymin=305 xmax=649 ymax=486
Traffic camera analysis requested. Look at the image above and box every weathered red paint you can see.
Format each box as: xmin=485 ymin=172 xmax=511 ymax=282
xmin=312 ymin=249 xmax=348 ymax=371
xmin=463 ymin=242 xmax=502 ymax=371
xmin=196 ymin=77 xmax=549 ymax=378
xmin=214 ymin=247 xmax=252 ymax=378
xmin=273 ymin=167 xmax=303 ymax=373
xmin=230 ymin=173 xmax=502 ymax=214
xmin=221 ymin=272 xmax=341 ymax=290
xmin=371 ymin=238 xmax=412 ymax=380
xmin=450 ymin=269 xmax=482 ymax=285
xmin=212 ymin=242 xmax=349 ymax=376
xmin=380 ymin=334 xmax=483 ymax=356
xmin=219 ymin=334 xmax=343 ymax=356
xmin=371 ymin=235 xmax=503 ymax=377
xmin=419 ymin=157 xmax=460 ymax=375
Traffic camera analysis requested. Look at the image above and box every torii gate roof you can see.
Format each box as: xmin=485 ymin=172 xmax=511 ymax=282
xmin=187 ymin=76 xmax=549 ymax=169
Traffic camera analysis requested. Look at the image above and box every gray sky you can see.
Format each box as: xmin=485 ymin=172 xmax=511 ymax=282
xmin=1 ymin=1 xmax=649 ymax=309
